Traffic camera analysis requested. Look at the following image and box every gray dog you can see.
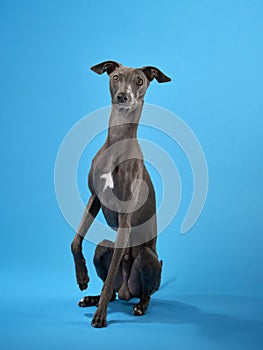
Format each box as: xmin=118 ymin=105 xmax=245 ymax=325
xmin=71 ymin=61 xmax=171 ymax=327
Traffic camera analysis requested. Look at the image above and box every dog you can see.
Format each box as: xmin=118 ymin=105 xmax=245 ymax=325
xmin=71 ymin=60 xmax=171 ymax=327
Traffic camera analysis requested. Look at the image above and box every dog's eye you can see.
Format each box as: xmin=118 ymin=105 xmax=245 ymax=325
xmin=136 ymin=78 xmax=143 ymax=86
xmin=113 ymin=75 xmax=119 ymax=81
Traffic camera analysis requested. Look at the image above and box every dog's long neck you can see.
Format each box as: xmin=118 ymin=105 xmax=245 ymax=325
xmin=106 ymin=101 xmax=144 ymax=146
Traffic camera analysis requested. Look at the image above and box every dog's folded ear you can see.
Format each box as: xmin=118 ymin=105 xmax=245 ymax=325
xmin=140 ymin=66 xmax=171 ymax=83
xmin=90 ymin=61 xmax=121 ymax=75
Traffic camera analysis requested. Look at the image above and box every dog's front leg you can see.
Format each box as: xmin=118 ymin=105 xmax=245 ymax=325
xmin=91 ymin=213 xmax=131 ymax=328
xmin=71 ymin=194 xmax=101 ymax=290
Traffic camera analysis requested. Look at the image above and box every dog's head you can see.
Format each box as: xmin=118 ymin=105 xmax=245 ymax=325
xmin=90 ymin=60 xmax=171 ymax=110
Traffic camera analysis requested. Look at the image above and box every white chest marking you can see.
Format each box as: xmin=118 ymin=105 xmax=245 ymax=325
xmin=100 ymin=172 xmax=114 ymax=192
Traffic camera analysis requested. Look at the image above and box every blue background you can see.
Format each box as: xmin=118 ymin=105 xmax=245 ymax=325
xmin=1 ymin=0 xmax=263 ymax=349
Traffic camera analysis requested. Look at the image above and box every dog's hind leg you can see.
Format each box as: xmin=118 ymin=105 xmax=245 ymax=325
xmin=133 ymin=296 xmax=151 ymax=316
xmin=78 ymin=292 xmax=116 ymax=307
xmin=128 ymin=246 xmax=162 ymax=316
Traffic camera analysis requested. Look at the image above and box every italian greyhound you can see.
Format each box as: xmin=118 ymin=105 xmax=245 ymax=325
xmin=71 ymin=60 xmax=171 ymax=328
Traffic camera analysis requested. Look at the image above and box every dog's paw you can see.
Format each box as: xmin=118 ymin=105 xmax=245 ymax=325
xmin=91 ymin=310 xmax=107 ymax=328
xmin=78 ymin=296 xmax=100 ymax=307
xmin=76 ymin=268 xmax=90 ymax=291
xmin=133 ymin=303 xmax=146 ymax=316
xmin=78 ymin=280 xmax=89 ymax=291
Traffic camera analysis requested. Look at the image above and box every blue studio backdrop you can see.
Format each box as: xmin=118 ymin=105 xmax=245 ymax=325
xmin=1 ymin=1 xmax=263 ymax=350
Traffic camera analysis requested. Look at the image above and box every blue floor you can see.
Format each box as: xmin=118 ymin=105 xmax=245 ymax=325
xmin=1 ymin=283 xmax=263 ymax=350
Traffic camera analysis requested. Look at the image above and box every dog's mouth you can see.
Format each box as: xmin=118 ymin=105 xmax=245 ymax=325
xmin=114 ymin=100 xmax=138 ymax=110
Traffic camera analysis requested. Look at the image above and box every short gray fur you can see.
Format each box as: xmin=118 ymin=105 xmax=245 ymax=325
xmin=71 ymin=61 xmax=171 ymax=328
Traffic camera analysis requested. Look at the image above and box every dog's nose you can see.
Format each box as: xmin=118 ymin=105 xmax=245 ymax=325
xmin=117 ymin=93 xmax=129 ymax=103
